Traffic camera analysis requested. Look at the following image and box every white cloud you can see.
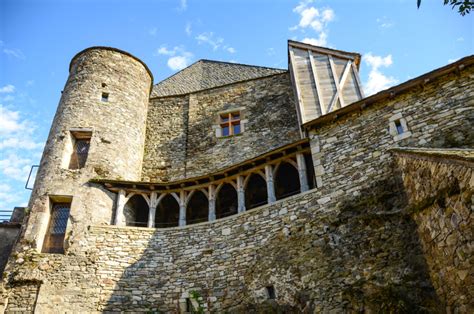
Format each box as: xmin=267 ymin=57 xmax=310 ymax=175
xmin=363 ymin=52 xmax=399 ymax=96
xmin=168 ymin=56 xmax=190 ymax=71
xmin=0 ymin=153 xmax=32 ymax=182
xmin=0 ymin=84 xmax=15 ymax=93
xmin=149 ymin=27 xmax=157 ymax=36
xmin=291 ymin=0 xmax=334 ymax=47
xmin=155 ymin=45 xmax=194 ymax=71
xmin=0 ymin=105 xmax=25 ymax=135
xmin=456 ymin=37 xmax=464 ymax=42
xmin=448 ymin=57 xmax=460 ymax=63
xmin=3 ymin=48 xmax=25 ymax=59
xmin=0 ymin=137 xmax=43 ymax=150
xmin=195 ymin=32 xmax=236 ymax=54
xmin=185 ymin=22 xmax=192 ymax=36
xmin=376 ymin=16 xmax=394 ymax=28
xmin=195 ymin=32 xmax=224 ymax=51
xmin=302 ymin=32 xmax=328 ymax=46
xmin=178 ymin=0 xmax=187 ymax=11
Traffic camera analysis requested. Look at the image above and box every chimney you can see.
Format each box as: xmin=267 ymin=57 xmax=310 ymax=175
xmin=288 ymin=40 xmax=364 ymax=124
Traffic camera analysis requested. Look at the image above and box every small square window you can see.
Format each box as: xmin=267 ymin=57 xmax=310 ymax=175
xmin=394 ymin=119 xmax=404 ymax=134
xmin=101 ymin=92 xmax=109 ymax=102
xmin=266 ymin=286 xmax=276 ymax=299
xmin=219 ymin=111 xmax=241 ymax=137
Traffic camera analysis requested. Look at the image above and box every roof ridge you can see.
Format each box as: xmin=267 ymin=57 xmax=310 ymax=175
xmin=196 ymin=59 xmax=287 ymax=71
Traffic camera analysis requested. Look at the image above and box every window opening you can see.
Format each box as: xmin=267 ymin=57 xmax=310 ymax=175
xmin=101 ymin=82 xmax=107 ymax=88
xmin=155 ymin=194 xmax=180 ymax=228
xmin=68 ymin=132 xmax=91 ymax=170
xmin=245 ymin=174 xmax=268 ymax=209
xmin=266 ymin=286 xmax=276 ymax=300
xmin=42 ymin=202 xmax=70 ymax=253
xmin=275 ymin=162 xmax=301 ymax=200
xmin=394 ymin=119 xmax=404 ymax=134
xmin=186 ymin=190 xmax=208 ymax=225
xmin=101 ymin=92 xmax=109 ymax=102
xmin=124 ymin=195 xmax=149 ymax=227
xmin=216 ymin=183 xmax=238 ymax=219
xmin=220 ymin=111 xmax=241 ymax=136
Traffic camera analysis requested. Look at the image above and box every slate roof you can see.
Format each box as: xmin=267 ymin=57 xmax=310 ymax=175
xmin=151 ymin=59 xmax=287 ymax=97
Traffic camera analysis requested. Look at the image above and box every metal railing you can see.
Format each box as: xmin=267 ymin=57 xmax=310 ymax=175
xmin=0 ymin=210 xmax=13 ymax=222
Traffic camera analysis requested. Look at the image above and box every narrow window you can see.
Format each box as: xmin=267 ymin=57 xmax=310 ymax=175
xmin=266 ymin=286 xmax=276 ymax=299
xmin=101 ymin=92 xmax=109 ymax=102
xmin=185 ymin=298 xmax=192 ymax=312
xmin=42 ymin=201 xmax=71 ymax=253
xmin=394 ymin=119 xmax=404 ymax=134
xmin=220 ymin=111 xmax=241 ymax=136
xmin=69 ymin=132 xmax=91 ymax=169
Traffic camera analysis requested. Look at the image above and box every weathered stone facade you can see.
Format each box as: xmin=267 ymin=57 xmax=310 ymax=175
xmin=1 ymin=43 xmax=473 ymax=313
xmin=143 ymin=73 xmax=300 ymax=181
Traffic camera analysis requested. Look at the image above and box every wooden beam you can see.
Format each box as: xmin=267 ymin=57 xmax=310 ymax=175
xmin=308 ymin=50 xmax=324 ymax=115
xmin=351 ymin=62 xmax=365 ymax=99
xmin=289 ymin=48 xmax=306 ymax=122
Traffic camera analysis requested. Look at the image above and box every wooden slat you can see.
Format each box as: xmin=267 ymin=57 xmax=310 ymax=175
xmin=351 ymin=62 xmax=365 ymax=99
xmin=289 ymin=48 xmax=306 ymax=122
xmin=308 ymin=50 xmax=324 ymax=115
xmin=327 ymin=55 xmax=341 ymax=112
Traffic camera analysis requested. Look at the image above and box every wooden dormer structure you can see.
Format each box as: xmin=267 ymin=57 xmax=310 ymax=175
xmin=288 ymin=40 xmax=364 ymax=124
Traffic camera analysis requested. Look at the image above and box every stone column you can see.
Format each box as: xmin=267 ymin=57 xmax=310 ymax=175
xmin=208 ymin=185 xmax=216 ymax=221
xmin=296 ymin=153 xmax=309 ymax=192
xmin=147 ymin=192 xmax=158 ymax=228
xmin=265 ymin=165 xmax=276 ymax=203
xmin=114 ymin=189 xmax=126 ymax=226
xmin=237 ymin=176 xmax=246 ymax=213
xmin=309 ymin=132 xmax=324 ymax=188
xmin=179 ymin=191 xmax=186 ymax=227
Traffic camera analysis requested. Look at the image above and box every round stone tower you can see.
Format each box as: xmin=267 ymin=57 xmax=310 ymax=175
xmin=25 ymin=47 xmax=153 ymax=252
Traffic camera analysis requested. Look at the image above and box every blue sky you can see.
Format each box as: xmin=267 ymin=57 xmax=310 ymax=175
xmin=0 ymin=0 xmax=472 ymax=217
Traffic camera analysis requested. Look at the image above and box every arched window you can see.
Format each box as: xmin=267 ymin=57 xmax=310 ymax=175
xmin=216 ymin=183 xmax=238 ymax=219
xmin=155 ymin=194 xmax=179 ymax=228
xmin=245 ymin=173 xmax=268 ymax=210
xmin=187 ymin=190 xmax=208 ymax=225
xmin=274 ymin=162 xmax=300 ymax=200
xmin=123 ymin=194 xmax=149 ymax=227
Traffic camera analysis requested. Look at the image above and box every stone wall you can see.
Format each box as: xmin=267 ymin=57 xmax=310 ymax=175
xmin=2 ymin=57 xmax=473 ymax=312
xmin=0 ymin=224 xmax=21 ymax=274
xmin=142 ymin=73 xmax=301 ymax=182
xmin=3 ymin=180 xmax=440 ymax=312
xmin=311 ymin=65 xmax=473 ymax=199
xmin=394 ymin=150 xmax=473 ymax=312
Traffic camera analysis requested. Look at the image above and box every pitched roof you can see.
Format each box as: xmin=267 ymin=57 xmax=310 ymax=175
xmin=151 ymin=59 xmax=287 ymax=97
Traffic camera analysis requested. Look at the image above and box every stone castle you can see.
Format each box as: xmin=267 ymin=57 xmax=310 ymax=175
xmin=0 ymin=40 xmax=472 ymax=312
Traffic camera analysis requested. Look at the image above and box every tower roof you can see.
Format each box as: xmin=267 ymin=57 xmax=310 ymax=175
xmin=151 ymin=59 xmax=286 ymax=97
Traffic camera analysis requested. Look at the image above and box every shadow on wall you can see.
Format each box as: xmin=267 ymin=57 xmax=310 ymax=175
xmin=101 ymin=167 xmax=442 ymax=312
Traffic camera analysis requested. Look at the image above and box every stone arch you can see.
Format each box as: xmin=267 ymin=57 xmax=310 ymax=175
xmin=186 ymin=190 xmax=208 ymax=225
xmin=245 ymin=173 xmax=268 ymax=210
xmin=155 ymin=193 xmax=180 ymax=228
xmin=274 ymin=161 xmax=300 ymax=200
xmin=123 ymin=194 xmax=149 ymax=227
xmin=216 ymin=182 xmax=238 ymax=219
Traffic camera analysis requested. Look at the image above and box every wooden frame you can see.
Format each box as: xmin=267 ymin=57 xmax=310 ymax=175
xmin=220 ymin=111 xmax=241 ymax=136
